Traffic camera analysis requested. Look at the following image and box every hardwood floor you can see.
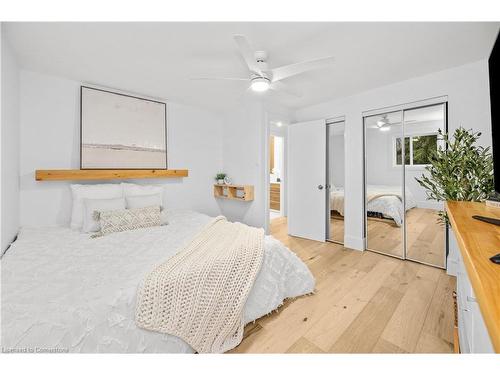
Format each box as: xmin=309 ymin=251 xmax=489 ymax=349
xmin=330 ymin=208 xmax=445 ymax=267
xmin=367 ymin=207 xmax=445 ymax=267
xmin=230 ymin=216 xmax=456 ymax=353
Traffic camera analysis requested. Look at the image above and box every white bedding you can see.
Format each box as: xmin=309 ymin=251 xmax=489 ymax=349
xmin=330 ymin=185 xmax=417 ymax=226
xmin=1 ymin=210 xmax=315 ymax=353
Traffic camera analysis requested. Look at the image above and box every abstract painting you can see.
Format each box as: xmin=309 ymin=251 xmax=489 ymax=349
xmin=80 ymin=86 xmax=167 ymax=169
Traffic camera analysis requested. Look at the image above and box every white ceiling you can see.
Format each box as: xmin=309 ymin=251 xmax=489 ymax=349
xmin=4 ymin=22 xmax=499 ymax=113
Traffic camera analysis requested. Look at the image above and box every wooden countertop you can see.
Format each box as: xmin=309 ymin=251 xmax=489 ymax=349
xmin=446 ymin=201 xmax=500 ymax=352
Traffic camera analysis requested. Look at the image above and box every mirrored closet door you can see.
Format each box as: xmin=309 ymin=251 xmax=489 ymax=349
xmin=326 ymin=120 xmax=345 ymax=244
xmin=363 ymin=102 xmax=447 ymax=268
xmin=364 ymin=110 xmax=404 ymax=258
xmin=404 ymin=104 xmax=446 ymax=268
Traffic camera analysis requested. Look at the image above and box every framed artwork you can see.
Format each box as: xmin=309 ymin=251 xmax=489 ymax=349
xmin=80 ymin=86 xmax=167 ymax=169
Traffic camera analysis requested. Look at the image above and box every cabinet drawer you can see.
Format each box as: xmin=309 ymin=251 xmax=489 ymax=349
xmin=471 ymin=302 xmax=495 ymax=353
xmin=458 ymin=305 xmax=471 ymax=353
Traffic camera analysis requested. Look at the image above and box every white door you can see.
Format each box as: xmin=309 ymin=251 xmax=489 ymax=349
xmin=288 ymin=120 xmax=326 ymax=241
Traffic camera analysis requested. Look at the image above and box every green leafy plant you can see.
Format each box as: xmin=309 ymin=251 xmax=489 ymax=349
xmin=215 ymin=173 xmax=227 ymax=181
xmin=415 ymin=127 xmax=494 ymax=225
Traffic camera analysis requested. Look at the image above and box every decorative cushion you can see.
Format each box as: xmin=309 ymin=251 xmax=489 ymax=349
xmin=93 ymin=206 xmax=161 ymax=237
xmin=70 ymin=184 xmax=123 ymax=230
xmin=83 ymin=197 xmax=126 ymax=233
xmin=122 ymin=183 xmax=168 ymax=224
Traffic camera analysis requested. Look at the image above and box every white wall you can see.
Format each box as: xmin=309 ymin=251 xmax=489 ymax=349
xmin=217 ymin=100 xmax=293 ymax=230
xmin=19 ymin=70 xmax=223 ymax=227
xmin=295 ymin=59 xmax=492 ymax=250
xmin=218 ymin=100 xmax=266 ymax=228
xmin=1 ymin=27 xmax=20 ymax=252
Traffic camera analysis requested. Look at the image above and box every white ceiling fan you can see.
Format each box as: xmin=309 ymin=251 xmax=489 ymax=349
xmin=376 ymin=114 xmax=416 ymax=131
xmin=190 ymin=35 xmax=336 ymax=98
xmin=376 ymin=115 xmax=392 ymax=131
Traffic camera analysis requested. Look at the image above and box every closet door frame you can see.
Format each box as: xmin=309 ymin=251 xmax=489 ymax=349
xmin=326 ymin=116 xmax=346 ymax=245
xmin=362 ymin=96 xmax=448 ymax=268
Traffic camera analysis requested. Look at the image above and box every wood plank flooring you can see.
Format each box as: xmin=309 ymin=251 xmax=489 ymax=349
xmin=229 ymin=217 xmax=455 ymax=353
xmin=331 ymin=208 xmax=446 ymax=267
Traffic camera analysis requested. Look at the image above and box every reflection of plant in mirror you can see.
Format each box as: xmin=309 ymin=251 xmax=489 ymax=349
xmin=395 ymin=137 xmax=410 ymax=165
xmin=415 ymin=127 xmax=494 ymax=225
xmin=413 ymin=135 xmax=438 ymax=165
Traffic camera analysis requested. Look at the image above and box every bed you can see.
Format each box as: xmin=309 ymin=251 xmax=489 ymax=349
xmin=1 ymin=209 xmax=315 ymax=353
xmin=330 ymin=185 xmax=417 ymax=226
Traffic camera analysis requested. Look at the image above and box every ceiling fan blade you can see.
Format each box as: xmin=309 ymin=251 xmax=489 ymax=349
xmin=190 ymin=77 xmax=248 ymax=81
xmin=271 ymin=81 xmax=302 ymax=98
xmin=233 ymin=35 xmax=262 ymax=76
xmin=271 ymin=56 xmax=335 ymax=82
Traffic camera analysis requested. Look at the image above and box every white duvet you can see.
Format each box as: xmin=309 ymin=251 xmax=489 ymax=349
xmin=1 ymin=210 xmax=314 ymax=353
xmin=330 ymin=185 xmax=417 ymax=226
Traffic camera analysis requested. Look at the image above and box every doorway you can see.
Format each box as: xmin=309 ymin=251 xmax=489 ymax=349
xmin=269 ymin=134 xmax=284 ymax=221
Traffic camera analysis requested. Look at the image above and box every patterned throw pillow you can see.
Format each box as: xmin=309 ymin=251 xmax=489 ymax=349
xmin=92 ymin=205 xmax=162 ymax=237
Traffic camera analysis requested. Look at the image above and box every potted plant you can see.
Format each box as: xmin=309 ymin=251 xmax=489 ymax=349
xmin=415 ymin=127 xmax=494 ymax=225
xmin=215 ymin=173 xmax=227 ymax=185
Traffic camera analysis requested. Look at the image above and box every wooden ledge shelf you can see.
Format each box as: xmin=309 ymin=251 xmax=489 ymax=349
xmin=35 ymin=169 xmax=188 ymax=181
xmin=214 ymin=184 xmax=254 ymax=201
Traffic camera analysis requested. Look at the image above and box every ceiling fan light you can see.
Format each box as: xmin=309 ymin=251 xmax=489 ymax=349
xmin=379 ymin=125 xmax=390 ymax=132
xmin=251 ymin=77 xmax=270 ymax=92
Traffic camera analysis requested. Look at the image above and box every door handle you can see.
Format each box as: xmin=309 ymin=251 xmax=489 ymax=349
xmin=318 ymin=185 xmax=324 ymax=190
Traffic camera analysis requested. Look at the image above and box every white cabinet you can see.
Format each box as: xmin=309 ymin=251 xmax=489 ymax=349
xmin=450 ymin=229 xmax=494 ymax=353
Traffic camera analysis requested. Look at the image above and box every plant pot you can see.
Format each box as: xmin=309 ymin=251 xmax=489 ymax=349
xmin=217 ymin=179 xmax=224 ymax=185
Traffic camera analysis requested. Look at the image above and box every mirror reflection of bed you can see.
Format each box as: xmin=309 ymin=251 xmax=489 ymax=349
xmin=362 ymin=103 xmax=446 ymax=268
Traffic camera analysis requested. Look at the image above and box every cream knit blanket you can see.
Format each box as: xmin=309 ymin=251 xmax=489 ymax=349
xmin=135 ymin=216 xmax=265 ymax=353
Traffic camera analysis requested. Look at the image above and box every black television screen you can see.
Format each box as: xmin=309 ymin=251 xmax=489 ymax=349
xmin=489 ymin=32 xmax=500 ymax=194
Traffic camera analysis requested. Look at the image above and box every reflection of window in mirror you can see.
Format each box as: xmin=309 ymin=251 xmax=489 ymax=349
xmin=394 ymin=134 xmax=438 ymax=166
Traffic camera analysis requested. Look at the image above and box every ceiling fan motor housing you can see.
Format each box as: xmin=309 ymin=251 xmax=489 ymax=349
xmin=254 ymin=50 xmax=268 ymax=62
xmin=254 ymin=51 xmax=269 ymax=77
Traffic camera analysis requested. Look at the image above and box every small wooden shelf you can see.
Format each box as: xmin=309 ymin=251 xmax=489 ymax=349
xmin=35 ymin=169 xmax=188 ymax=181
xmin=214 ymin=184 xmax=254 ymax=201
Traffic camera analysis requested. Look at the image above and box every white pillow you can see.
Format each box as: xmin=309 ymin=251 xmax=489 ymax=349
xmin=122 ymin=183 xmax=164 ymax=198
xmin=70 ymin=184 xmax=123 ymax=230
xmin=122 ymin=183 xmax=167 ymax=224
xmin=83 ymin=197 xmax=126 ymax=233
xmin=126 ymin=193 xmax=162 ymax=209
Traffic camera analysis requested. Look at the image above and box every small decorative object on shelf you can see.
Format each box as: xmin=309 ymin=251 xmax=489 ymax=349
xmin=214 ymin=184 xmax=254 ymax=202
xmin=223 ymin=176 xmax=232 ymax=185
xmin=215 ymin=172 xmax=227 ymax=185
